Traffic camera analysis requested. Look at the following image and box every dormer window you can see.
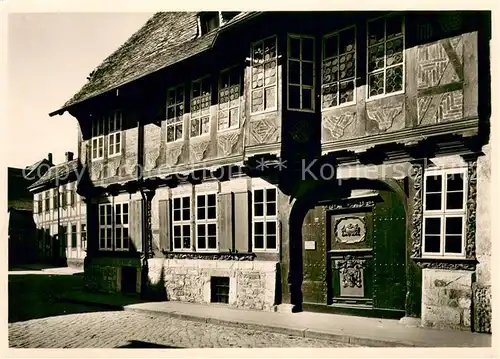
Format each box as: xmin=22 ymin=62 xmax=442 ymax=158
xmin=200 ymin=12 xmax=220 ymax=35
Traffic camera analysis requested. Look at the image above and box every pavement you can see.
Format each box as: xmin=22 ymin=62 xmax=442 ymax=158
xmin=61 ymin=292 xmax=492 ymax=348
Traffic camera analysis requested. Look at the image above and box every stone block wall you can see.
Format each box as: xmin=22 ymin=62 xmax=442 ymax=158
xmin=421 ymin=269 xmax=472 ymax=330
xmin=84 ymin=256 xmax=141 ymax=294
xmin=148 ymin=258 xmax=278 ymax=311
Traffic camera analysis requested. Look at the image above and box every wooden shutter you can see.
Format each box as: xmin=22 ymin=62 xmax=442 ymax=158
xmin=129 ymin=199 xmax=143 ymax=253
xmin=159 ymin=199 xmax=170 ymax=252
xmin=234 ymin=191 xmax=250 ymax=253
xmin=218 ymin=193 xmax=233 ymax=252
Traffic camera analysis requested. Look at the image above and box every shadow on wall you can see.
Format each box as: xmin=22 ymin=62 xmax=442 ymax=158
xmin=145 ymin=260 xmax=168 ymax=301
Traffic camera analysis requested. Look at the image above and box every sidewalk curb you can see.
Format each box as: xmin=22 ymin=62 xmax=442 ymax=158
xmin=123 ymin=306 xmax=416 ymax=347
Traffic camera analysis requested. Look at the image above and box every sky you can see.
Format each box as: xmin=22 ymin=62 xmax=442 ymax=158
xmin=6 ymin=12 xmax=154 ymax=168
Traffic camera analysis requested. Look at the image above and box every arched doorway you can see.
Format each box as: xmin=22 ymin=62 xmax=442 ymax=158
xmin=289 ymin=179 xmax=407 ymax=319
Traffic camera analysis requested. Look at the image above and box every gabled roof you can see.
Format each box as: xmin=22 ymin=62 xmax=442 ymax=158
xmin=24 ymin=158 xmax=52 ymax=179
xmin=29 ymin=159 xmax=81 ymax=191
xmin=50 ymin=11 xmax=259 ymax=116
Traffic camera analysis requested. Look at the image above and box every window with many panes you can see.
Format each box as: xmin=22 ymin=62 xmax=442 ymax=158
xmin=322 ymin=26 xmax=356 ymax=109
xmin=44 ymin=191 xmax=50 ymax=212
xmin=218 ymin=67 xmax=241 ymax=130
xmin=37 ymin=194 xmax=43 ymax=213
xmin=423 ymin=168 xmax=467 ymax=257
xmin=190 ymin=77 xmax=211 ymax=137
xmin=68 ymin=183 xmax=76 ymax=206
xmin=172 ymin=196 xmax=192 ymax=250
xmin=196 ymin=193 xmax=217 ymax=250
xmin=98 ymin=202 xmax=129 ymax=251
xmin=71 ymin=224 xmax=77 ymax=248
xmin=251 ymin=36 xmax=278 ymax=113
xmin=114 ymin=203 xmax=129 ymax=251
xmin=60 ymin=186 xmax=67 ymax=207
xmin=367 ymin=15 xmax=404 ymax=98
xmin=166 ymin=85 xmax=184 ymax=142
xmin=99 ymin=204 xmax=113 ymax=250
xmin=91 ymin=117 xmax=105 ymax=160
xmin=52 ymin=189 xmax=58 ymax=209
xmin=107 ymin=111 xmax=122 ymax=157
xmin=252 ymin=187 xmax=278 ymax=251
xmin=288 ymin=35 xmax=315 ymax=111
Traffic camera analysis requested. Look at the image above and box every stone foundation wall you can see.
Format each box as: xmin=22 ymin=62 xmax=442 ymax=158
xmin=148 ymin=258 xmax=278 ymax=311
xmin=421 ymin=269 xmax=472 ymax=330
xmin=67 ymin=258 xmax=85 ymax=269
xmin=84 ymin=256 xmax=141 ymax=294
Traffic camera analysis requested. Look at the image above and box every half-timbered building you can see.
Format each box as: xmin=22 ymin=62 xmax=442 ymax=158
xmin=49 ymin=11 xmax=491 ymax=332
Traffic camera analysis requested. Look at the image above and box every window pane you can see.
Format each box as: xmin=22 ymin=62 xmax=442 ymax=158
xmin=267 ymin=235 xmax=277 ymax=249
xmin=255 ymin=203 xmax=264 ymax=217
xmin=182 ymin=197 xmax=190 ymax=208
xmin=424 ymin=235 xmax=441 ymax=253
xmin=302 ymin=88 xmax=313 ymax=110
xmin=207 ymin=206 xmax=216 ymax=219
xmin=447 ymin=173 xmax=464 ymax=191
xmin=173 ymin=198 xmax=181 ymax=209
xmin=123 ymin=229 xmax=129 ymax=250
xmin=174 ymin=237 xmax=181 ymax=249
xmin=445 ymin=217 xmax=463 ymax=235
xmin=207 ymin=194 xmax=216 ymax=206
xmin=386 ymin=16 xmax=403 ymax=39
xmin=266 ymin=202 xmax=276 ymax=216
xmin=174 ymin=225 xmax=181 ymax=237
xmin=424 ymin=217 xmax=441 ymax=235
xmin=339 ymin=80 xmax=355 ymax=104
xmin=254 ymin=222 xmax=264 ymax=235
xmin=197 ymin=235 xmax=206 ymax=249
xmin=208 ymin=223 xmax=216 ymax=236
xmin=289 ymin=85 xmax=300 ymax=109
xmin=446 ymin=192 xmax=464 ymax=210
xmin=267 ymin=221 xmax=277 ymax=235
xmin=324 ymin=35 xmax=338 ymax=59
xmin=197 ymin=207 xmax=205 ymax=220
xmin=385 ymin=65 xmax=403 ymax=93
xmin=264 ymin=37 xmax=276 ymax=59
xmin=289 ymin=60 xmax=301 ymax=85
xmin=426 ymin=174 xmax=442 ymax=192
xmin=426 ymin=193 xmax=442 ymax=211
xmin=254 ymin=189 xmax=264 ymax=203
xmin=289 ymin=37 xmax=301 ymax=59
xmin=368 ymin=18 xmax=385 ymax=46
xmin=106 ymin=228 xmax=112 ymax=248
xmin=254 ymin=235 xmax=264 ymax=249
xmin=368 ymin=72 xmax=384 ymax=97
xmin=208 ymin=236 xmax=217 ymax=249
xmin=115 ymin=228 xmax=122 ymax=249
xmin=302 ymin=38 xmax=314 ymax=61
xmin=264 ymin=87 xmax=276 ymax=109
xmin=253 ymin=42 xmax=264 ymax=63
xmin=339 ymin=27 xmax=355 ymax=54
xmin=266 ymin=188 xmax=276 ymax=201
xmin=173 ymin=209 xmax=181 ymax=221
xmin=445 ymin=235 xmax=462 ymax=254
xmin=182 ymin=209 xmax=190 ymax=221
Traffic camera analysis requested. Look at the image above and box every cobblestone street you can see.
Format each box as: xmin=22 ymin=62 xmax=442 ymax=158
xmin=9 ymin=311 xmax=357 ymax=348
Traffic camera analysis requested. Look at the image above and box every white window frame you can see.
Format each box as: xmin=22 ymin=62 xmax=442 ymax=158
xmin=422 ymin=167 xmax=467 ymax=258
xmin=70 ymin=223 xmax=77 ymax=250
xmin=366 ymin=14 xmax=405 ymax=101
xmin=166 ymin=84 xmax=185 ymax=143
xmin=287 ymin=33 xmax=316 ymax=112
xmin=218 ymin=66 xmax=241 ymax=132
xmin=195 ymin=192 xmax=218 ymax=251
xmin=98 ymin=203 xmax=113 ymax=251
xmin=91 ymin=117 xmax=105 ymax=160
xmin=250 ymin=35 xmax=278 ymax=115
xmin=321 ymin=26 xmax=357 ymax=110
xmin=114 ymin=202 xmax=129 ymax=251
xmin=190 ymin=76 xmax=211 ymax=138
xmin=172 ymin=195 xmax=192 ymax=251
xmin=107 ymin=111 xmax=122 ymax=158
xmin=252 ymin=186 xmax=279 ymax=252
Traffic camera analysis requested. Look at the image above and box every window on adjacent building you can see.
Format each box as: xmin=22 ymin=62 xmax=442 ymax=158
xmin=251 ymin=36 xmax=278 ymax=113
xmin=252 ymin=187 xmax=278 ymax=251
xmin=107 ymin=111 xmax=122 ymax=157
xmin=44 ymin=191 xmax=50 ymax=212
xmin=60 ymin=186 xmax=67 ymax=207
xmin=68 ymin=183 xmax=76 ymax=207
xmin=190 ymin=77 xmax=211 ymax=137
xmin=218 ymin=67 xmax=241 ymax=131
xmin=115 ymin=203 xmax=129 ymax=251
xmin=423 ymin=168 xmax=467 ymax=257
xmin=37 ymin=194 xmax=43 ymax=213
xmin=322 ymin=26 xmax=356 ymax=109
xmin=91 ymin=117 xmax=105 ymax=160
xmin=71 ymin=224 xmax=77 ymax=248
xmin=367 ymin=15 xmax=405 ymax=98
xmin=196 ymin=193 xmax=217 ymax=250
xmin=172 ymin=196 xmax=192 ymax=251
xmin=81 ymin=224 xmax=87 ymax=250
xmin=166 ymin=85 xmax=184 ymax=142
xmin=61 ymin=225 xmax=68 ymax=249
xmin=52 ymin=189 xmax=58 ymax=209
xmin=288 ymin=35 xmax=315 ymax=111
xmin=99 ymin=204 xmax=113 ymax=250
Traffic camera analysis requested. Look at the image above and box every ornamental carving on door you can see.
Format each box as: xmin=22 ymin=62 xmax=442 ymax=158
xmin=336 ymin=255 xmax=366 ymax=288
xmin=335 ymin=217 xmax=366 ymax=244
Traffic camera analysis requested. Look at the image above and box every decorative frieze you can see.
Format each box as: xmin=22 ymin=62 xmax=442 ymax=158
xmin=322 ymin=112 xmax=355 ymax=141
xmin=327 ymin=200 xmax=376 ymax=211
xmin=465 ymin=159 xmax=477 ymax=259
xmin=164 ymin=251 xmax=255 ymax=261
xmin=335 ymin=255 xmax=366 ymax=288
xmin=249 ymin=119 xmax=279 ymax=145
xmin=410 ymin=163 xmax=424 ymax=258
xmin=217 ymin=131 xmax=240 ymax=157
xmin=165 ymin=143 xmax=184 ymax=168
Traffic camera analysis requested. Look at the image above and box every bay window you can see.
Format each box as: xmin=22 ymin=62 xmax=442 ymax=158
xmin=218 ymin=67 xmax=241 ymax=131
xmin=251 ymin=36 xmax=278 ymax=113
xmin=107 ymin=111 xmax=122 ymax=157
xmin=91 ymin=117 xmax=105 ymax=160
xmin=166 ymin=85 xmax=184 ymax=142
xmin=190 ymin=77 xmax=211 ymax=137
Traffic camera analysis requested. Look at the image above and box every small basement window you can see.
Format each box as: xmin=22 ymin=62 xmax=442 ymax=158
xmin=210 ymin=276 xmax=230 ymax=303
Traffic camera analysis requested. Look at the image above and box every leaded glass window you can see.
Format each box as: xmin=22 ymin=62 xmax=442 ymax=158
xmin=190 ymin=77 xmax=211 ymax=137
xmin=166 ymin=85 xmax=184 ymax=142
xmin=251 ymin=36 xmax=277 ymax=113
xmin=288 ymin=35 xmax=315 ymax=111
xmin=218 ymin=67 xmax=240 ymax=131
xmin=367 ymin=15 xmax=404 ymax=98
xmin=322 ymin=27 xmax=356 ymax=109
